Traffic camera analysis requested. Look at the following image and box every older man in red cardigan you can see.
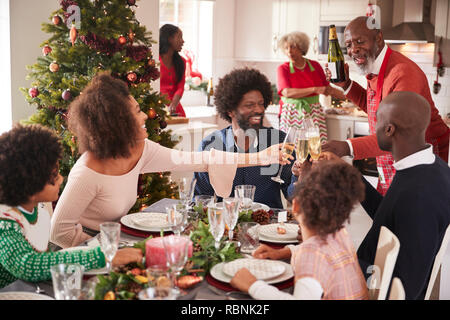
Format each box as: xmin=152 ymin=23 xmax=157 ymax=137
xmin=323 ymin=16 xmax=450 ymax=195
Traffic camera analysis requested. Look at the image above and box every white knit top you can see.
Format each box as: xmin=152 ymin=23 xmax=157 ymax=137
xmin=50 ymin=139 xmax=238 ymax=248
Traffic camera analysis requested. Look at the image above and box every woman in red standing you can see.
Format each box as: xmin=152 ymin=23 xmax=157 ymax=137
xmin=277 ymin=31 xmax=345 ymax=142
xmin=159 ymin=24 xmax=186 ymax=117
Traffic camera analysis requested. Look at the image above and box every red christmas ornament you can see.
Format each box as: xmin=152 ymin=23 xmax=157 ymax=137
xmin=62 ymin=89 xmax=72 ymax=101
xmin=70 ymin=25 xmax=77 ymax=46
xmin=29 ymin=87 xmax=39 ymax=98
xmin=148 ymin=59 xmax=155 ymax=67
xmin=127 ymin=72 xmax=137 ymax=82
xmin=147 ymin=108 xmax=156 ymax=119
xmin=49 ymin=62 xmax=60 ymax=72
xmin=42 ymin=45 xmax=52 ymax=56
xmin=118 ymin=35 xmax=127 ymax=45
xmin=52 ymin=15 xmax=61 ymax=25
xmin=127 ymin=0 xmax=136 ymax=6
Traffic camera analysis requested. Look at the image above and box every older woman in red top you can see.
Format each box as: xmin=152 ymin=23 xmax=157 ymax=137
xmin=159 ymin=24 xmax=186 ymax=117
xmin=277 ymin=32 xmax=345 ymax=142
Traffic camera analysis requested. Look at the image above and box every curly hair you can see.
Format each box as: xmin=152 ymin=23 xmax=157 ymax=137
xmin=68 ymin=72 xmax=141 ymax=159
xmin=293 ymin=161 xmax=365 ymax=241
xmin=214 ymin=68 xmax=273 ymax=123
xmin=278 ymin=31 xmax=310 ymax=56
xmin=0 ymin=124 xmax=62 ymax=206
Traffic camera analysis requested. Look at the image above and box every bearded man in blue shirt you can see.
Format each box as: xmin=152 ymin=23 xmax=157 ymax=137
xmin=193 ymin=68 xmax=296 ymax=208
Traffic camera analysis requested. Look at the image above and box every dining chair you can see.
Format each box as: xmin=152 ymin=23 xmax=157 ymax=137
xmin=388 ymin=277 xmax=405 ymax=300
xmin=368 ymin=226 xmax=400 ymax=300
xmin=424 ymin=224 xmax=450 ymax=300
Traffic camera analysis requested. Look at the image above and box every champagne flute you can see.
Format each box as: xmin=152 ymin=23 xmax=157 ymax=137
xmin=295 ymin=125 xmax=309 ymax=164
xmin=162 ymin=235 xmax=190 ymax=296
xmin=271 ymin=126 xmax=298 ymax=184
xmin=223 ymin=197 xmax=240 ymax=241
xmin=99 ymin=222 xmax=121 ymax=273
xmin=307 ymin=123 xmax=321 ymax=161
xmin=207 ymin=203 xmax=225 ymax=250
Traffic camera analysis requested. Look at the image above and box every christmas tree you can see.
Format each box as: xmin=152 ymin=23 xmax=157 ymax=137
xmin=21 ymin=0 xmax=178 ymax=212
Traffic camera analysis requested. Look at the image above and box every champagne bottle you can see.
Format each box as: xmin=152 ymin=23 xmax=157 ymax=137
xmin=328 ymin=25 xmax=346 ymax=83
xmin=206 ymin=77 xmax=214 ymax=106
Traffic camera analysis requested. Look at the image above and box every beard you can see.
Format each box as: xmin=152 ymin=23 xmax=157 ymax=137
xmin=354 ymin=43 xmax=379 ymax=76
xmin=236 ymin=112 xmax=264 ymax=132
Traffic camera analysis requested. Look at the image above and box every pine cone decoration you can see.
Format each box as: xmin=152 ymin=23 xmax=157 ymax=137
xmin=252 ymin=209 xmax=270 ymax=225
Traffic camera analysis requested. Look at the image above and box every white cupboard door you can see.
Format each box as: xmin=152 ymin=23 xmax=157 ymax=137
xmin=234 ymin=0 xmax=283 ymax=61
xmin=320 ymin=0 xmax=368 ymax=22
xmin=284 ymin=0 xmax=320 ymax=60
xmin=326 ymin=118 xmax=354 ymax=141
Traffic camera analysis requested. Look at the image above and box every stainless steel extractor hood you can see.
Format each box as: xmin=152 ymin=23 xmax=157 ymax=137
xmin=383 ymin=0 xmax=435 ymax=44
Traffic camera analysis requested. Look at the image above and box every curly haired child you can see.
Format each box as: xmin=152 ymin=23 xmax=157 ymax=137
xmin=230 ymin=160 xmax=368 ymax=300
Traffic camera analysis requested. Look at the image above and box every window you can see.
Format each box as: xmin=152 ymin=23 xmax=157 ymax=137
xmin=160 ymin=0 xmax=214 ymax=79
xmin=0 ymin=0 xmax=12 ymax=134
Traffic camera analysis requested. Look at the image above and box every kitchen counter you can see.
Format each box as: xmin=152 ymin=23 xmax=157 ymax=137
xmin=325 ymin=113 xmax=368 ymax=122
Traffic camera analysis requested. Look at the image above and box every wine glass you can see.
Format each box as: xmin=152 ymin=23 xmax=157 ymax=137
xmin=207 ymin=203 xmax=225 ymax=250
xmin=162 ymin=235 xmax=190 ymax=296
xmin=178 ymin=178 xmax=197 ymax=209
xmin=271 ymin=126 xmax=298 ymax=184
xmin=223 ymin=197 xmax=240 ymax=241
xmin=99 ymin=222 xmax=121 ymax=273
xmin=295 ymin=124 xmax=309 ymax=164
xmin=234 ymin=185 xmax=255 ymax=210
xmin=165 ymin=204 xmax=188 ymax=236
xmin=306 ymin=122 xmax=321 ymax=161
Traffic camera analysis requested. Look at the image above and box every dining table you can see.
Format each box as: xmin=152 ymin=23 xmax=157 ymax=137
xmin=0 ymin=198 xmax=373 ymax=300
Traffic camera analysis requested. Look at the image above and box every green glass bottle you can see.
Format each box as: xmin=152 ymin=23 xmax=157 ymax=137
xmin=328 ymin=25 xmax=346 ymax=83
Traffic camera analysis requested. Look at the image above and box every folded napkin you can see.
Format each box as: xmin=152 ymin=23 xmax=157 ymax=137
xmin=206 ymin=274 xmax=293 ymax=292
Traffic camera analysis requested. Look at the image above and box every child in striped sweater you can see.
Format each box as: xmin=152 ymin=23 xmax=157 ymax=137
xmin=0 ymin=124 xmax=142 ymax=288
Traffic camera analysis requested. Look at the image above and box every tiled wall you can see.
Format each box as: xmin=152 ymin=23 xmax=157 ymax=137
xmin=389 ymin=43 xmax=450 ymax=119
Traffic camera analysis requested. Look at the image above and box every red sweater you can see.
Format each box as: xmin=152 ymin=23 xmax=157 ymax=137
xmin=347 ymin=50 xmax=449 ymax=161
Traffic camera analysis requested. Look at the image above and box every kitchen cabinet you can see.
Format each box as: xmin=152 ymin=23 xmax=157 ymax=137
xmin=319 ymin=0 xmax=369 ymax=23
xmin=234 ymin=0 xmax=320 ymax=61
xmin=325 ymin=114 xmax=369 ymax=141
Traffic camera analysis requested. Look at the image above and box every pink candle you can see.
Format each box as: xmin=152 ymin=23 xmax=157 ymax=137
xmin=145 ymin=236 xmax=193 ymax=268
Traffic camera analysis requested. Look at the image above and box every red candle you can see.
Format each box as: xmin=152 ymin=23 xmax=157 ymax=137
xmin=145 ymin=236 xmax=193 ymax=268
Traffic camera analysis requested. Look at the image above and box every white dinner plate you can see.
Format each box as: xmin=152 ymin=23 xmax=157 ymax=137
xmin=242 ymin=202 xmax=270 ymax=212
xmin=259 ymin=233 xmax=299 ymax=244
xmin=210 ymin=260 xmax=293 ymax=285
xmin=59 ymin=246 xmax=108 ymax=275
xmin=222 ymin=258 xmax=285 ymax=280
xmin=0 ymin=291 xmax=54 ymax=300
xmin=120 ymin=212 xmax=174 ymax=232
xmin=259 ymin=223 xmax=299 ymax=241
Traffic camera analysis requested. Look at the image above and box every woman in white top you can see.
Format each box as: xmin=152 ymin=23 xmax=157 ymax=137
xmin=51 ymin=73 xmax=290 ymax=248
